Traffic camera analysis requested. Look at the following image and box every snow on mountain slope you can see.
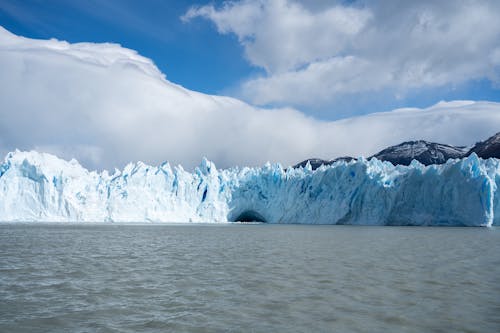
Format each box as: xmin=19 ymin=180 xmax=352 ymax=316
xmin=1 ymin=26 xmax=500 ymax=170
xmin=371 ymin=141 xmax=468 ymax=166
xmin=295 ymin=132 xmax=500 ymax=169
xmin=1 ymin=151 xmax=498 ymax=226
xmin=468 ymin=132 xmax=500 ymax=159
xmin=293 ymin=157 xmax=355 ymax=170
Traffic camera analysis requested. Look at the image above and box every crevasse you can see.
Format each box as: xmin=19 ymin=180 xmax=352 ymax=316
xmin=0 ymin=151 xmax=499 ymax=226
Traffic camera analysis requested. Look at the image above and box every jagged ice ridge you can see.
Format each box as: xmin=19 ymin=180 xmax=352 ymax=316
xmin=0 ymin=151 xmax=498 ymax=226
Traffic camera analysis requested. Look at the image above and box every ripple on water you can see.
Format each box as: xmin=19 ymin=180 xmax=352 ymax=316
xmin=0 ymin=224 xmax=499 ymax=333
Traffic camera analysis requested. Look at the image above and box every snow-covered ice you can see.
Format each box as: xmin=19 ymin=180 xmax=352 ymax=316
xmin=0 ymin=151 xmax=498 ymax=226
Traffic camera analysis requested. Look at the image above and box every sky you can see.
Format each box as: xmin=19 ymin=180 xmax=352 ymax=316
xmin=0 ymin=0 xmax=500 ymax=170
xmin=0 ymin=0 xmax=260 ymax=105
xmin=2 ymin=0 xmax=499 ymax=119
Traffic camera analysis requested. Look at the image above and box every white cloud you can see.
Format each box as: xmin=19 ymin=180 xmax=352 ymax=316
xmin=182 ymin=0 xmax=371 ymax=74
xmin=183 ymin=0 xmax=500 ymax=109
xmin=1 ymin=26 xmax=499 ymax=170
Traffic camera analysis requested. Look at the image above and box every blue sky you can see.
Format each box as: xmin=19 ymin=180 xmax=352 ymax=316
xmin=0 ymin=0 xmax=261 ymax=97
xmin=1 ymin=0 xmax=499 ymax=121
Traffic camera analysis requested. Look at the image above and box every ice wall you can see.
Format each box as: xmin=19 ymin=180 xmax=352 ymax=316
xmin=0 ymin=151 xmax=498 ymax=226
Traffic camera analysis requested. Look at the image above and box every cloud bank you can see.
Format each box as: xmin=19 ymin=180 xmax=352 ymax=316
xmin=183 ymin=0 xmax=500 ymax=111
xmin=0 ymin=26 xmax=499 ymax=170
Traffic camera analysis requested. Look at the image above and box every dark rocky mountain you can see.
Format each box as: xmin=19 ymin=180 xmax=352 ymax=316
xmin=293 ymin=158 xmax=330 ymax=170
xmin=293 ymin=156 xmax=355 ymax=170
xmin=371 ymin=141 xmax=467 ymax=166
xmin=467 ymin=132 xmax=500 ymax=159
xmin=294 ymin=132 xmax=500 ymax=169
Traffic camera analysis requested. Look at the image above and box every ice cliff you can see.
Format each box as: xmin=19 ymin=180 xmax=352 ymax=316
xmin=0 ymin=151 xmax=499 ymax=226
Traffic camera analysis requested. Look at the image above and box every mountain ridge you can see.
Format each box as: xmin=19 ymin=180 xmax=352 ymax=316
xmin=295 ymin=132 xmax=500 ymax=169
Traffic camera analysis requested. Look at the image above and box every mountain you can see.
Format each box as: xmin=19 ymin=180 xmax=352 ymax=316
xmin=293 ymin=157 xmax=355 ymax=170
xmin=468 ymin=132 xmax=500 ymax=159
xmin=370 ymin=141 xmax=467 ymax=166
xmin=296 ymin=132 xmax=500 ymax=168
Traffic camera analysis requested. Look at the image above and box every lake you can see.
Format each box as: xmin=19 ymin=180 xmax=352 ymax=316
xmin=1 ymin=224 xmax=499 ymax=332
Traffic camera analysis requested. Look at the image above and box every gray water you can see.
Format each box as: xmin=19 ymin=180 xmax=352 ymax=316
xmin=0 ymin=224 xmax=499 ymax=333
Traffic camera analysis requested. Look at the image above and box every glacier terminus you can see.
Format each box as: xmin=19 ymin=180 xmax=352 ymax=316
xmin=0 ymin=150 xmax=498 ymax=226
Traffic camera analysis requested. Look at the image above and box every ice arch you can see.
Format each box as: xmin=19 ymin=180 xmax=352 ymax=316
xmin=232 ymin=210 xmax=267 ymax=223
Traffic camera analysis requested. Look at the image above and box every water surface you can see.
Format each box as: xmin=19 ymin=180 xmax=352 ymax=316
xmin=1 ymin=224 xmax=499 ymax=332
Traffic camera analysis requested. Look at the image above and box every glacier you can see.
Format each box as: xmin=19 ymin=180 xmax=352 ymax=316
xmin=0 ymin=150 xmax=499 ymax=226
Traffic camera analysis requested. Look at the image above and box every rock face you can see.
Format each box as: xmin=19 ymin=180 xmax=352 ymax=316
xmin=293 ymin=157 xmax=355 ymax=170
xmin=371 ymin=141 xmax=467 ymax=166
xmin=293 ymin=158 xmax=332 ymax=170
xmin=296 ymin=132 xmax=500 ymax=168
xmin=468 ymin=132 xmax=500 ymax=159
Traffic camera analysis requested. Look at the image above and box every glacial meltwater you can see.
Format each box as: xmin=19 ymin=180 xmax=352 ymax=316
xmin=0 ymin=224 xmax=499 ymax=333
